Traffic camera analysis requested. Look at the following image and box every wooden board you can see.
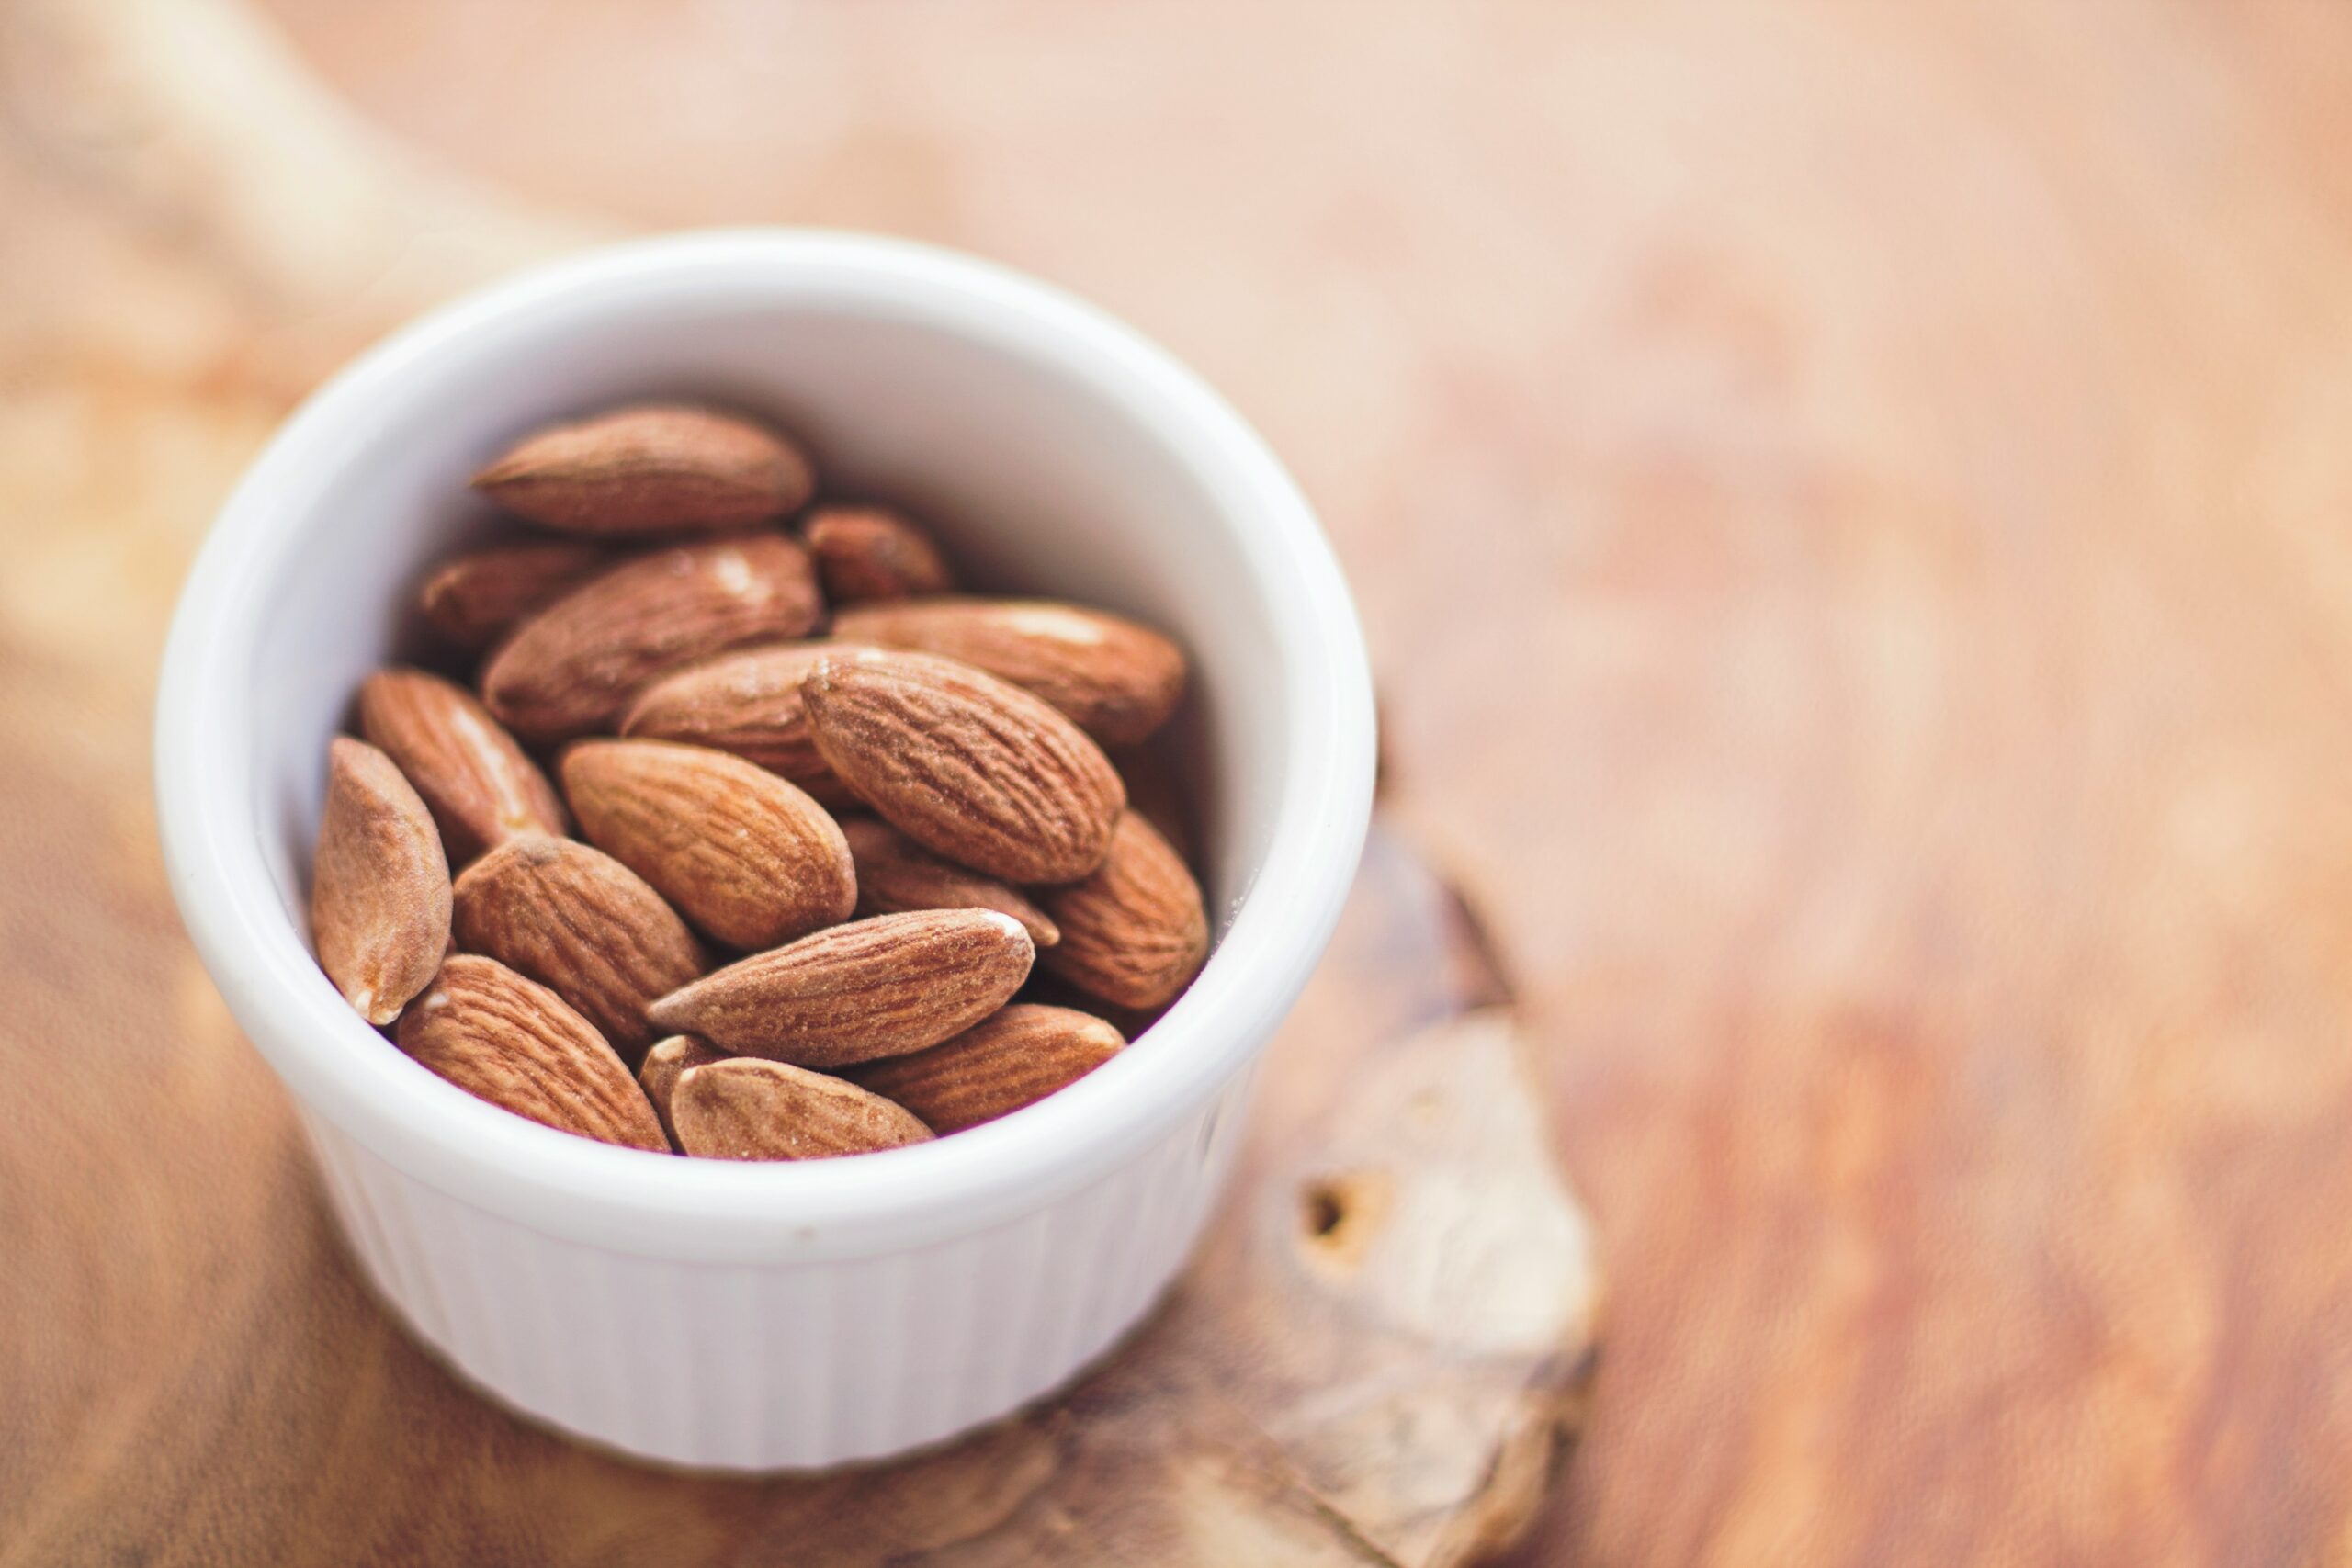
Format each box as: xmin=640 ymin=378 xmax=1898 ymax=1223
xmin=10 ymin=0 xmax=2352 ymax=1560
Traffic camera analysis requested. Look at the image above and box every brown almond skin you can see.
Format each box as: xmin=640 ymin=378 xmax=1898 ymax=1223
xmin=452 ymin=833 xmax=706 ymax=1063
xmin=639 ymin=1035 xmax=729 ymax=1146
xmin=311 ymin=737 xmax=451 ymax=1025
xmin=1039 ymin=812 xmax=1209 ymax=1010
xmin=396 ymin=954 xmax=667 ymax=1152
xmin=618 ymin=642 xmax=860 ymax=807
xmin=672 ymin=1058 xmax=933 ymax=1161
xmin=846 ymin=1004 xmax=1122 ymax=1134
xmin=561 ymin=739 xmax=854 ymax=951
xmin=358 ymin=667 xmax=567 ymax=864
xmin=649 ymin=909 xmax=1035 ymax=1066
xmin=802 ymin=649 xmax=1125 ymax=884
xmin=831 ymin=598 xmax=1186 ymax=746
xmin=481 ymin=534 xmax=823 ymax=742
xmin=472 ymin=404 xmax=816 ymax=536
xmin=842 ymin=817 xmax=1058 ymax=948
xmin=417 ymin=541 xmax=610 ymax=651
xmin=802 ymin=505 xmax=956 ymax=604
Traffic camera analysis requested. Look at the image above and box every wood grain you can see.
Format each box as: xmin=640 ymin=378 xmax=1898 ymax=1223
xmin=9 ymin=0 xmax=2352 ymax=1559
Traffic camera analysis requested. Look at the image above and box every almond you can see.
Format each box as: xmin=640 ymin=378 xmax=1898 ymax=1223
xmin=802 ymin=505 xmax=956 ymax=604
xmin=311 ymin=737 xmax=451 ymax=1025
xmin=845 ymin=1004 xmax=1122 ymax=1134
xmin=451 ymin=833 xmax=706 ymax=1062
xmin=831 ymin=597 xmax=1186 ymax=745
xmin=417 ymin=540 xmax=610 ymax=651
xmin=481 ymin=534 xmax=823 ymax=742
xmin=802 ymin=649 xmax=1125 ymax=884
xmin=671 ymin=1058 xmax=933 ymax=1161
xmin=617 ymin=641 xmax=859 ymax=806
xmin=1039 ymin=811 xmax=1209 ymax=1010
xmin=648 ymin=909 xmax=1034 ymax=1066
xmin=561 ymin=739 xmax=854 ymax=950
xmin=842 ymin=817 xmax=1058 ymax=948
xmin=396 ymin=953 xmax=667 ymax=1152
xmin=639 ymin=1035 xmax=728 ymax=1146
xmin=357 ymin=667 xmax=567 ymax=863
xmin=472 ymin=404 xmax=815 ymax=536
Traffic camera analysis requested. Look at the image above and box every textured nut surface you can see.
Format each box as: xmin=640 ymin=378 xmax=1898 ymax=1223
xmin=311 ymin=737 xmax=451 ymax=1025
xmin=472 ymin=404 xmax=815 ymax=536
xmin=417 ymin=540 xmax=609 ymax=651
xmin=618 ymin=641 xmax=859 ymax=806
xmin=451 ymin=833 xmax=706 ymax=1062
xmin=846 ymin=1003 xmax=1123 ymax=1134
xmin=357 ymin=667 xmax=566 ymax=863
xmin=831 ymin=597 xmax=1186 ymax=745
xmin=802 ymin=505 xmax=956 ymax=604
xmin=561 ymin=739 xmax=855 ymax=951
xmin=1040 ymin=811 xmax=1210 ymax=1010
xmin=638 ymin=1034 xmax=728 ymax=1146
xmin=395 ymin=954 xmax=667 ymax=1151
xmin=802 ymin=649 xmax=1125 ymax=884
xmin=649 ymin=908 xmax=1035 ymax=1066
xmin=842 ymin=816 xmax=1058 ymax=948
xmin=672 ymin=1057 xmax=933 ymax=1161
xmin=481 ymin=534 xmax=823 ymax=742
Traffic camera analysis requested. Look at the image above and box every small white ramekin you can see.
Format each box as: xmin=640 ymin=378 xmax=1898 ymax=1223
xmin=153 ymin=231 xmax=1374 ymax=1470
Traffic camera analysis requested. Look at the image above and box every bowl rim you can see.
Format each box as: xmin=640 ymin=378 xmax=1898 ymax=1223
xmin=153 ymin=230 xmax=1374 ymax=1263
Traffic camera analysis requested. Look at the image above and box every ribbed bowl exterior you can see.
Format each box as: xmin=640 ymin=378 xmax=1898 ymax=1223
xmin=296 ymin=1068 xmax=1255 ymax=1471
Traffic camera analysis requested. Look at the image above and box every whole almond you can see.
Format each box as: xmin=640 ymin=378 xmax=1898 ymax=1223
xmin=472 ymin=404 xmax=815 ymax=536
xmin=311 ymin=737 xmax=451 ymax=1025
xmin=561 ymin=739 xmax=854 ymax=951
xmin=482 ymin=534 xmax=823 ymax=742
xmin=639 ymin=1035 xmax=728 ymax=1145
xmin=846 ymin=1004 xmax=1122 ymax=1134
xmin=417 ymin=541 xmax=610 ymax=651
xmin=1039 ymin=811 xmax=1209 ymax=1010
xmin=802 ymin=505 xmax=956 ymax=604
xmin=831 ymin=598 xmax=1186 ymax=746
xmin=802 ymin=649 xmax=1125 ymax=884
xmin=396 ymin=953 xmax=667 ymax=1152
xmin=649 ymin=909 xmax=1035 ymax=1066
xmin=618 ymin=642 xmax=859 ymax=806
xmin=452 ymin=833 xmax=706 ymax=1062
xmin=842 ymin=817 xmax=1058 ymax=948
xmin=358 ymin=667 xmax=567 ymax=863
xmin=672 ymin=1058 xmax=933 ymax=1161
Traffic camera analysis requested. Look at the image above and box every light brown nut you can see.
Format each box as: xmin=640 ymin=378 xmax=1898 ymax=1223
xmin=649 ymin=909 xmax=1035 ymax=1067
xmin=830 ymin=597 xmax=1186 ymax=746
xmin=618 ymin=641 xmax=860 ymax=807
xmin=1039 ymin=812 xmax=1209 ymax=1010
xmin=357 ymin=667 xmax=567 ymax=864
xmin=638 ymin=1035 xmax=729 ymax=1146
xmin=672 ymin=1057 xmax=933 ymax=1161
xmin=560 ymin=739 xmax=854 ymax=951
xmin=417 ymin=541 xmax=610 ymax=652
xmin=481 ymin=534 xmax=823 ymax=743
xmin=311 ymin=737 xmax=451 ymax=1025
xmin=801 ymin=649 xmax=1124 ymax=884
xmin=471 ymin=404 xmax=815 ymax=536
xmin=451 ymin=833 xmax=706 ymax=1063
xmin=842 ymin=817 xmax=1058 ymax=948
xmin=802 ymin=505 xmax=956 ymax=604
xmin=845 ymin=1004 xmax=1122 ymax=1134
xmin=395 ymin=954 xmax=667 ymax=1152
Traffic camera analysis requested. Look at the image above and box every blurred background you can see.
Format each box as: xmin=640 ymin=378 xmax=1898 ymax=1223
xmin=8 ymin=0 xmax=2352 ymax=1562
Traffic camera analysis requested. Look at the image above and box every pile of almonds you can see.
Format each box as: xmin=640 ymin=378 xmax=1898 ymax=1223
xmin=310 ymin=403 xmax=1208 ymax=1161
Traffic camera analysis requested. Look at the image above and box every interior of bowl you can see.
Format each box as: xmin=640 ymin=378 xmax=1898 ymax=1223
xmin=161 ymin=235 xmax=1370 ymax=1249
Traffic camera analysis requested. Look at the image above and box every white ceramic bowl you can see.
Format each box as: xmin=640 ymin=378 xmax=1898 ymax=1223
xmin=153 ymin=231 xmax=1374 ymax=1470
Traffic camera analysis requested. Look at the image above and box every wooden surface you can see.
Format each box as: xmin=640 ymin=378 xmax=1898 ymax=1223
xmin=8 ymin=0 xmax=2352 ymax=1561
